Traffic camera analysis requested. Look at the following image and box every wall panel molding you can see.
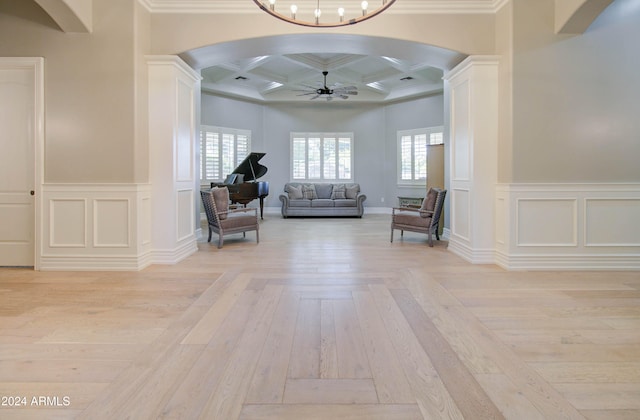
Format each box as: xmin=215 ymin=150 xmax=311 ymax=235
xmin=40 ymin=184 xmax=154 ymax=271
xmin=496 ymin=183 xmax=640 ymax=270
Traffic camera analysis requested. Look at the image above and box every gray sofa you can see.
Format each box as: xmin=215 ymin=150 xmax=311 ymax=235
xmin=279 ymin=182 xmax=366 ymax=218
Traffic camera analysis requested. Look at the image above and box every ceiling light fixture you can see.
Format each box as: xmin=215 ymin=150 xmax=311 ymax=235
xmin=253 ymin=0 xmax=396 ymax=28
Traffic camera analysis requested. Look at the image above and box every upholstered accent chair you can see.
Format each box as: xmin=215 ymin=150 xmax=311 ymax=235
xmin=200 ymin=187 xmax=259 ymax=249
xmin=390 ymin=188 xmax=447 ymax=247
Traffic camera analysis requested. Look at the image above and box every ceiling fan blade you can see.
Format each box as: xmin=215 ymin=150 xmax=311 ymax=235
xmin=310 ymin=94 xmax=320 ymax=100
xmin=339 ymin=95 xmax=349 ymax=99
xmin=334 ymin=86 xmax=357 ymax=91
xmin=296 ymin=92 xmax=319 ymax=96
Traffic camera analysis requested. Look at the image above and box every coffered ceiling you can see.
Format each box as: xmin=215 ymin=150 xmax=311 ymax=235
xmin=167 ymin=0 xmax=504 ymax=103
xmin=199 ymin=52 xmax=449 ymax=103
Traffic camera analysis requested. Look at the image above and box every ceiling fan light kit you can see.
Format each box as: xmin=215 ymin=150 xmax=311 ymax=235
xmin=253 ymin=0 xmax=396 ymax=28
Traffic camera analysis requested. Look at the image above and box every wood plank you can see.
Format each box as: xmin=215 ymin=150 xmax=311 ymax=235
xmin=239 ymin=403 xmax=423 ymax=420
xmin=283 ymin=378 xmax=378 ymax=404
xmin=180 ymin=272 xmax=251 ymax=344
xmin=159 ymin=290 xmax=260 ymax=418
xmin=368 ymin=284 xmax=465 ymax=419
xmin=245 ymin=292 xmax=299 ymax=403
xmin=332 ymin=299 xmax=371 ymax=379
xmin=391 ymin=288 xmax=505 ymax=420
xmin=287 ymin=298 xmax=321 ymax=379
xmin=319 ymin=299 xmax=338 ymax=379
xmin=352 ymin=290 xmax=414 ymax=403
xmin=199 ymin=285 xmax=283 ymax=419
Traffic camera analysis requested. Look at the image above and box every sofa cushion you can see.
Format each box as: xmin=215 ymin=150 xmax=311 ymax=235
xmin=311 ymin=199 xmax=335 ymax=207
xmin=302 ymin=184 xmax=318 ymax=200
xmin=286 ymin=184 xmax=303 ymax=199
xmin=331 ymin=184 xmax=346 ymax=199
xmin=334 ymin=199 xmax=357 ymax=207
xmin=211 ymin=187 xmax=229 ymax=220
xmin=345 ymin=184 xmax=360 ymax=199
xmin=315 ymin=183 xmax=333 ymax=199
xmin=289 ymin=199 xmax=311 ymax=207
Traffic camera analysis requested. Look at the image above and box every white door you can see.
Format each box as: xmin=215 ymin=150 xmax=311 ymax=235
xmin=0 ymin=59 xmax=41 ymax=267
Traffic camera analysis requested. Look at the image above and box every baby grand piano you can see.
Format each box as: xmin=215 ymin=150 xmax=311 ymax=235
xmin=211 ymin=152 xmax=269 ymax=219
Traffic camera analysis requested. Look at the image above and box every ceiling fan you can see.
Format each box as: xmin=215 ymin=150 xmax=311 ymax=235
xmin=294 ymin=71 xmax=358 ymax=101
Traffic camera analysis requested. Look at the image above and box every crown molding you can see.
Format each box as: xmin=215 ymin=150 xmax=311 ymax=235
xmin=138 ymin=0 xmax=510 ymax=14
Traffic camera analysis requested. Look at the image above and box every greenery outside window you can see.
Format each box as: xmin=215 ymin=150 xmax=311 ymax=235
xmin=200 ymin=125 xmax=250 ymax=182
xmin=290 ymin=132 xmax=354 ymax=182
xmin=397 ymin=126 xmax=444 ymax=186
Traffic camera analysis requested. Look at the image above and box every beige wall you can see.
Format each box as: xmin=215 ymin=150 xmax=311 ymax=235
xmin=496 ymin=2 xmax=514 ymax=183
xmin=0 ymin=0 xmax=138 ymax=183
xmin=511 ymin=0 xmax=640 ymax=182
xmin=149 ymin=13 xmax=496 ymax=58
xmin=134 ymin=1 xmax=150 ymax=183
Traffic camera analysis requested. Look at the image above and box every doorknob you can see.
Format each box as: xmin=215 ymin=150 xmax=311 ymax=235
xmin=30 ymin=190 xmax=34 ymax=196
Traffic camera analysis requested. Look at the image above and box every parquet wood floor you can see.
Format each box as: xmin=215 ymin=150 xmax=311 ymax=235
xmin=0 ymin=214 xmax=639 ymax=419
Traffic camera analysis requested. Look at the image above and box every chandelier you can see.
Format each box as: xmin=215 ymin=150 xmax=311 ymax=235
xmin=252 ymin=0 xmax=396 ymax=28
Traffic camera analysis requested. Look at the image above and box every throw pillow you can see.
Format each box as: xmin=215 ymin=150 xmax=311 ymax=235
xmin=210 ymin=187 xmax=229 ymax=220
xmin=331 ymin=184 xmax=346 ymax=199
xmin=302 ymin=184 xmax=318 ymax=200
xmin=345 ymin=184 xmax=359 ymax=199
xmin=286 ymin=184 xmax=303 ymax=199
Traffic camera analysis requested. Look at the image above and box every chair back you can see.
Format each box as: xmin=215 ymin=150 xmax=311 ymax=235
xmin=200 ymin=190 xmax=219 ymax=226
xmin=430 ymin=188 xmax=447 ymax=231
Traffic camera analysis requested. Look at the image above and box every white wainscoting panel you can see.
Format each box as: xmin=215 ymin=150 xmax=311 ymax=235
xmin=177 ymin=189 xmax=194 ymax=242
xmin=41 ymin=184 xmax=153 ymax=270
xmin=452 ymin=188 xmax=471 ymax=241
xmin=94 ymin=199 xmax=130 ymax=248
xmin=49 ymin=199 xmax=86 ymax=248
xmin=585 ymin=198 xmax=640 ymax=247
xmin=516 ymin=198 xmax=577 ymax=247
xmin=497 ymin=184 xmax=640 ymax=270
xmin=176 ymin=78 xmax=194 ymax=183
xmin=451 ymin=79 xmax=471 ymax=182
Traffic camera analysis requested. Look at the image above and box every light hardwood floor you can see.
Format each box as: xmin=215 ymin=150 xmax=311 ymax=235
xmin=1 ymin=214 xmax=639 ymax=419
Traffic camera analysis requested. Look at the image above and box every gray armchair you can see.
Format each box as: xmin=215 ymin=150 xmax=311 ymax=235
xmin=200 ymin=187 xmax=259 ymax=249
xmin=390 ymin=188 xmax=446 ymax=247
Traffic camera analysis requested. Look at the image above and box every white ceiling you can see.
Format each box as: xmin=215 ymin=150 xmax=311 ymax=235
xmin=169 ymin=0 xmax=500 ymax=103
xmin=199 ymin=52 xmax=450 ymax=103
xmin=183 ymin=33 xmax=468 ymax=104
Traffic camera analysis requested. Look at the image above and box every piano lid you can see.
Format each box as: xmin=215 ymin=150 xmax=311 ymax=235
xmin=231 ymin=152 xmax=267 ymax=182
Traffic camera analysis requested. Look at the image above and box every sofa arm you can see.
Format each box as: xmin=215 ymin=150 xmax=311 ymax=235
xmin=356 ymin=193 xmax=367 ymax=212
xmin=279 ymin=194 xmax=290 ymax=218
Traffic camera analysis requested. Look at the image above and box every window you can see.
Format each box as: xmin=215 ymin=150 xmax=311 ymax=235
xmin=290 ymin=132 xmax=354 ymax=181
xmin=397 ymin=126 xmax=444 ymax=185
xmin=200 ymin=125 xmax=250 ymax=182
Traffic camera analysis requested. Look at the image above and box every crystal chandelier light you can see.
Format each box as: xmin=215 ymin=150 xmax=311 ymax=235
xmin=252 ymin=0 xmax=396 ymax=28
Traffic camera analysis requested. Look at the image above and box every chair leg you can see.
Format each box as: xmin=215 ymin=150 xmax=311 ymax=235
xmin=428 ymin=231 xmax=434 ymax=247
xmin=218 ymin=234 xmax=223 ymax=249
xmin=207 ymin=227 xmax=212 ymax=243
xmin=256 ymin=228 xmax=259 ymax=244
xmin=390 ymin=228 xmax=394 ymax=243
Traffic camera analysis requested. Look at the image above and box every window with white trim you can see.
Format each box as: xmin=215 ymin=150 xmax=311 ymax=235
xmin=397 ymin=126 xmax=444 ymax=185
xmin=290 ymin=132 xmax=354 ymax=182
xmin=200 ymin=125 xmax=250 ymax=182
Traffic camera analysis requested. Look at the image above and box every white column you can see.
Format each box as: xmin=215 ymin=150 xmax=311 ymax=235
xmin=147 ymin=56 xmax=201 ymax=263
xmin=443 ymin=56 xmax=499 ymax=264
